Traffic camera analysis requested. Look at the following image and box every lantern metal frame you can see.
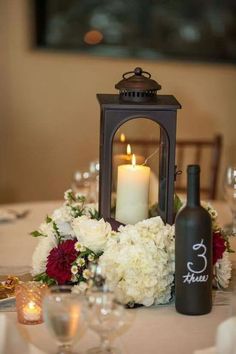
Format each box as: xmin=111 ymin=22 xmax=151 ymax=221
xmin=97 ymin=94 xmax=181 ymax=225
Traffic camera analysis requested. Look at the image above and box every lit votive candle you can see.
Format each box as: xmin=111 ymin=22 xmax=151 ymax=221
xmin=15 ymin=282 xmax=47 ymax=325
xmin=23 ymin=301 xmax=41 ymax=322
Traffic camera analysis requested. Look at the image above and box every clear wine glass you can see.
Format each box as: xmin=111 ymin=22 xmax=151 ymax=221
xmin=86 ymin=289 xmax=125 ymax=354
xmin=71 ymin=170 xmax=91 ymax=200
xmin=223 ymin=165 xmax=236 ymax=236
xmin=42 ymin=285 xmax=85 ymax=354
xmin=88 ymin=263 xmax=107 ymax=291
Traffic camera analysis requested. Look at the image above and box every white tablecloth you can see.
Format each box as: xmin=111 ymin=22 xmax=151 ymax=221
xmin=0 ymin=200 xmax=235 ymax=354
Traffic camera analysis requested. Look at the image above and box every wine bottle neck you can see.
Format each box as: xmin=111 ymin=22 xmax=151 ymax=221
xmin=187 ymin=171 xmax=200 ymax=206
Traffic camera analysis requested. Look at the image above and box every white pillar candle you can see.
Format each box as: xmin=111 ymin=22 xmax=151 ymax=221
xmin=115 ymin=154 xmax=150 ymax=224
xmin=112 ymin=145 xmax=145 ymax=194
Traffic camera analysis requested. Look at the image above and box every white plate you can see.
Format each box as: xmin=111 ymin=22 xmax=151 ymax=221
xmin=0 ymin=210 xmax=16 ymax=222
xmin=0 ymin=266 xmax=32 ymax=277
xmin=0 ymin=280 xmax=17 ymax=307
xmin=0 ymin=296 xmax=15 ymax=304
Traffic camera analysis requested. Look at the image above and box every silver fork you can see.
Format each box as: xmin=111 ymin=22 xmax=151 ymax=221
xmin=7 ymin=209 xmax=30 ymax=219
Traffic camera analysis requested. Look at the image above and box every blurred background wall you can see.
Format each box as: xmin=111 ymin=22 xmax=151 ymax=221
xmin=0 ymin=0 xmax=236 ymax=203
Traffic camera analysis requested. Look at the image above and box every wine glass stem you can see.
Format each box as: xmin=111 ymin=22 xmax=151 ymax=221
xmin=100 ymin=334 xmax=112 ymax=352
xmin=57 ymin=344 xmax=72 ymax=354
xmin=232 ymin=210 xmax=236 ymax=233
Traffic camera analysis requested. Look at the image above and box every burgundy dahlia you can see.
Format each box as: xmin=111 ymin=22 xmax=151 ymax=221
xmin=46 ymin=239 xmax=77 ymax=284
xmin=213 ymin=231 xmax=226 ymax=265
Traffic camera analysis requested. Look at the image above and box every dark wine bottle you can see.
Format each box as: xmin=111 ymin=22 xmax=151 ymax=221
xmin=175 ymin=165 xmax=212 ymax=315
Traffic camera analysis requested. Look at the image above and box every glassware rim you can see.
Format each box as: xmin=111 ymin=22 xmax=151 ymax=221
xmin=15 ymin=281 xmax=47 ymax=291
xmin=44 ymin=284 xmax=86 ymax=301
xmin=47 ymin=284 xmax=74 ymax=292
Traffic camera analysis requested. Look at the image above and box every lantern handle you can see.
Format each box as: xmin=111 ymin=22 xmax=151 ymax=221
xmin=122 ymin=67 xmax=151 ymax=80
xmin=174 ymin=166 xmax=182 ymax=181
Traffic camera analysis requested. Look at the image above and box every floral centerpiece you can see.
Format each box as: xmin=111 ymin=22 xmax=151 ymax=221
xmin=31 ymin=190 xmax=233 ymax=306
xmin=31 ymin=190 xmax=111 ymax=292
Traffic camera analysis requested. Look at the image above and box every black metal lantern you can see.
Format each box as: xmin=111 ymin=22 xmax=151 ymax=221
xmin=97 ymin=67 xmax=181 ymax=226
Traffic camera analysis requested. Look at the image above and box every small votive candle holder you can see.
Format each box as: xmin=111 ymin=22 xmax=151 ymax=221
xmin=15 ymin=281 xmax=47 ymax=325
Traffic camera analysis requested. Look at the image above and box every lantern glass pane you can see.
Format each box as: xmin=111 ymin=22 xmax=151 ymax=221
xmin=112 ymin=118 xmax=161 ymax=224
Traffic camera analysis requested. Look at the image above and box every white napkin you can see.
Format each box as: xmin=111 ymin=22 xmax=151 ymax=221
xmin=0 ymin=210 xmax=16 ymax=222
xmin=194 ymin=316 xmax=236 ymax=354
xmin=194 ymin=348 xmax=216 ymax=354
xmin=216 ymin=317 xmax=236 ymax=354
xmin=0 ymin=314 xmax=46 ymax=354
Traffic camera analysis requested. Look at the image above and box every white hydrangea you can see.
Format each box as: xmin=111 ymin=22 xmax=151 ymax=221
xmin=32 ymin=234 xmax=57 ymax=276
xmin=214 ymin=251 xmax=232 ymax=289
xmin=99 ymin=216 xmax=175 ymax=307
xmin=56 ymin=222 xmax=75 ymax=238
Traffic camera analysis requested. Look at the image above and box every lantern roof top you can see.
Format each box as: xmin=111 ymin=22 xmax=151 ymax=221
xmin=115 ymin=67 xmax=161 ymax=91
xmin=97 ymin=94 xmax=181 ymax=110
xmin=115 ymin=67 xmax=162 ymax=103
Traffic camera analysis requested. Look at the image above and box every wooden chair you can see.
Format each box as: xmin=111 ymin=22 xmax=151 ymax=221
xmin=114 ymin=134 xmax=222 ymax=200
xmin=175 ymin=135 xmax=222 ymax=200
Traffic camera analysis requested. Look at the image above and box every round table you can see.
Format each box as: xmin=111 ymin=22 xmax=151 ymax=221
xmin=0 ymin=200 xmax=235 ymax=354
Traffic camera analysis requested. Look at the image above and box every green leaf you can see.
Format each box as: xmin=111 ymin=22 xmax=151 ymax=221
xmin=77 ymin=195 xmax=86 ymax=203
xmin=71 ymin=206 xmax=85 ymax=218
xmin=95 ymin=251 xmax=103 ymax=258
xmin=226 ymin=238 xmax=235 ymax=253
xmin=33 ymin=272 xmax=57 ymax=286
xmin=148 ymin=203 xmax=158 ymax=218
xmin=67 ymin=190 xmax=74 ymax=201
xmin=80 ymin=250 xmax=92 ymax=257
xmin=46 ymin=215 xmax=52 ymax=223
xmin=174 ymin=194 xmax=183 ymax=214
xmin=52 ymin=221 xmax=60 ymax=237
xmin=89 ymin=209 xmax=99 ymax=220
xmin=30 ymin=230 xmax=44 ymax=237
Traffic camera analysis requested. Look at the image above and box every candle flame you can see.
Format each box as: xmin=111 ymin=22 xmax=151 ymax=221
xmin=28 ymin=301 xmax=36 ymax=309
xmin=127 ymin=144 xmax=131 ymax=155
xmin=120 ymin=133 xmax=126 ymax=142
xmin=132 ymin=154 xmax=136 ymax=168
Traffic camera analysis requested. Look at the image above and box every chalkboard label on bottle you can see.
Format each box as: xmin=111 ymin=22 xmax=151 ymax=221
xmin=183 ymin=239 xmax=209 ymax=284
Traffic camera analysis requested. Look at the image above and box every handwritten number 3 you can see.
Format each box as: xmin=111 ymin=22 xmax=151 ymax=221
xmin=187 ymin=239 xmax=207 ymax=274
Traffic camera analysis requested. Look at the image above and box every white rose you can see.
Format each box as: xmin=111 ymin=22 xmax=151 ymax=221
xmin=72 ymin=217 xmax=111 ymax=253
